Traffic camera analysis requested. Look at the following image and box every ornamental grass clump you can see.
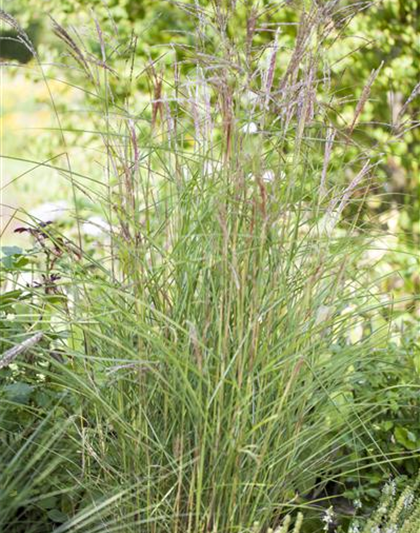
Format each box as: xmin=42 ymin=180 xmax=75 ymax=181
xmin=1 ymin=1 xmax=419 ymax=532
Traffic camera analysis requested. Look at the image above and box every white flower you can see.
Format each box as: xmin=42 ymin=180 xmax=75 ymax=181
xmin=382 ymin=480 xmax=396 ymax=497
xmin=403 ymin=492 xmax=414 ymax=508
xmin=349 ymin=520 xmax=360 ymax=533
xmin=322 ymin=507 xmax=334 ymax=531
xmin=29 ymin=201 xmax=69 ymax=223
xmin=353 ymin=498 xmax=362 ymax=509
xmin=241 ymin=122 xmax=258 ymax=134
xmin=262 ymin=170 xmax=275 ymax=182
xmin=82 ymin=216 xmax=111 ymax=237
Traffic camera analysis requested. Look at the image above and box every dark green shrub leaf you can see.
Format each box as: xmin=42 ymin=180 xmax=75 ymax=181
xmin=2 ymin=382 xmax=34 ymax=404
xmin=394 ymin=426 xmax=419 ymax=450
xmin=47 ymin=509 xmax=68 ymax=523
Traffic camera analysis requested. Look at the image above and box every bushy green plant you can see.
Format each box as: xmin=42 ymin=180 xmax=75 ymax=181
xmin=345 ymin=471 xmax=420 ymax=533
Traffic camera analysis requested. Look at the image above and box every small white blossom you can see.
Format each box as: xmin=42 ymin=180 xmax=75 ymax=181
xmin=378 ymin=505 xmax=388 ymax=515
xmin=241 ymin=122 xmax=258 ymax=134
xmin=382 ymin=480 xmax=396 ymax=497
xmin=322 ymin=507 xmax=334 ymax=531
xmin=353 ymin=498 xmax=362 ymax=510
xmin=403 ymin=492 xmax=414 ymax=508
xmin=262 ymin=170 xmax=275 ymax=183
xmin=348 ymin=520 xmax=360 ymax=533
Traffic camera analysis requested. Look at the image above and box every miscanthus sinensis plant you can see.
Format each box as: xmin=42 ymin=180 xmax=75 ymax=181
xmin=1 ymin=1 xmax=417 ymax=532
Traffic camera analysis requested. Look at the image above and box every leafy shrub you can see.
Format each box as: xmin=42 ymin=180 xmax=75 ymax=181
xmin=345 ymin=471 xmax=420 ymax=533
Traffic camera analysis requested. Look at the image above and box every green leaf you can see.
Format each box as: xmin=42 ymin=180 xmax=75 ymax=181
xmin=394 ymin=427 xmax=419 ymax=450
xmin=47 ymin=509 xmax=68 ymax=523
xmin=1 ymin=246 xmax=24 ymax=256
xmin=38 ymin=496 xmax=58 ymax=510
xmin=2 ymin=382 xmax=34 ymax=404
xmin=381 ymin=421 xmax=393 ymax=431
xmin=1 ymin=254 xmax=29 ymax=270
xmin=0 ymin=289 xmax=23 ymax=304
